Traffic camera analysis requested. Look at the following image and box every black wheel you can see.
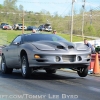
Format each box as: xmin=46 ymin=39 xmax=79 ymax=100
xmin=77 ymin=67 xmax=88 ymax=77
xmin=45 ymin=69 xmax=56 ymax=74
xmin=1 ymin=55 xmax=13 ymax=74
xmin=21 ymin=55 xmax=32 ymax=78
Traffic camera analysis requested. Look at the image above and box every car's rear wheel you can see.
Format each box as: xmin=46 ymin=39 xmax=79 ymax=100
xmin=1 ymin=55 xmax=13 ymax=74
xmin=77 ymin=66 xmax=88 ymax=77
xmin=45 ymin=69 xmax=56 ymax=74
xmin=21 ymin=55 xmax=31 ymax=78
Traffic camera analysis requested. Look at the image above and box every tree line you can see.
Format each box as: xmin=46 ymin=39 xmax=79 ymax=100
xmin=0 ymin=0 xmax=100 ymax=37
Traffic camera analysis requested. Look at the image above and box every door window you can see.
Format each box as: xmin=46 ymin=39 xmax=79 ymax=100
xmin=11 ymin=36 xmax=21 ymax=45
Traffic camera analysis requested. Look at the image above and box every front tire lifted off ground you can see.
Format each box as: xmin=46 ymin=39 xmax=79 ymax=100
xmin=77 ymin=66 xmax=88 ymax=77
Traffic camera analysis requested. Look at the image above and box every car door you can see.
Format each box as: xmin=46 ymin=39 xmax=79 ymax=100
xmin=6 ymin=36 xmax=22 ymax=68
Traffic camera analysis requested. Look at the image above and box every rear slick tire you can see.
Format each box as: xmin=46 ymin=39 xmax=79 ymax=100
xmin=1 ymin=55 xmax=13 ymax=74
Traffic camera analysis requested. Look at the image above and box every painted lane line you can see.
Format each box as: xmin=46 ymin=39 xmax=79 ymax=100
xmin=88 ymin=86 xmax=100 ymax=93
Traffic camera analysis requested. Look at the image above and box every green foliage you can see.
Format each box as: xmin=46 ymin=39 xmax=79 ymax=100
xmin=0 ymin=30 xmax=31 ymax=44
xmin=0 ymin=4 xmax=3 ymax=9
xmin=84 ymin=24 xmax=96 ymax=36
xmin=88 ymin=25 xmax=96 ymax=34
xmin=18 ymin=4 xmax=24 ymax=11
xmin=3 ymin=0 xmax=18 ymax=10
xmin=0 ymin=0 xmax=100 ymax=38
xmin=57 ymin=33 xmax=83 ymax=42
xmin=95 ymin=46 xmax=100 ymax=53
xmin=0 ymin=30 xmax=85 ymax=44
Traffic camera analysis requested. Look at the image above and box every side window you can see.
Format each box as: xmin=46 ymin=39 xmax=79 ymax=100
xmin=11 ymin=36 xmax=21 ymax=44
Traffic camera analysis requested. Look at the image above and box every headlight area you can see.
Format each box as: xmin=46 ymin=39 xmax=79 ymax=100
xmin=86 ymin=54 xmax=91 ymax=61
xmin=34 ymin=54 xmax=41 ymax=59
xmin=87 ymin=54 xmax=91 ymax=59
xmin=34 ymin=54 xmax=47 ymax=62
xmin=34 ymin=54 xmax=91 ymax=63
xmin=77 ymin=54 xmax=91 ymax=61
xmin=34 ymin=54 xmax=61 ymax=63
xmin=55 ymin=56 xmax=61 ymax=62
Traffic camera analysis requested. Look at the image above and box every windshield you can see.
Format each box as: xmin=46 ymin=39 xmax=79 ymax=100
xmin=23 ymin=34 xmax=67 ymax=42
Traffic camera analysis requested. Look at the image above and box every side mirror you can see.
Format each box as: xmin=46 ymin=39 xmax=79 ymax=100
xmin=13 ymin=42 xmax=20 ymax=45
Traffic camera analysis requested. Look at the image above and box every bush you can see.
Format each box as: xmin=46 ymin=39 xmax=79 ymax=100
xmin=95 ymin=46 xmax=100 ymax=53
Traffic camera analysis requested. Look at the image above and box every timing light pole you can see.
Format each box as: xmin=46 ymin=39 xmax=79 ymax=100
xmin=90 ymin=9 xmax=92 ymax=25
xmin=22 ymin=10 xmax=24 ymax=34
xmin=70 ymin=0 xmax=76 ymax=42
xmin=81 ymin=0 xmax=85 ymax=40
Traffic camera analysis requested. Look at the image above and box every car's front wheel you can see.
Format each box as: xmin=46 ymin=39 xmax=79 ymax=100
xmin=21 ymin=55 xmax=32 ymax=78
xmin=1 ymin=55 xmax=13 ymax=74
xmin=77 ymin=66 xmax=88 ymax=77
xmin=45 ymin=69 xmax=56 ymax=74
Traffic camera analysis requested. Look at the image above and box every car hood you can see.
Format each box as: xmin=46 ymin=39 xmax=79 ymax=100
xmin=32 ymin=41 xmax=75 ymax=51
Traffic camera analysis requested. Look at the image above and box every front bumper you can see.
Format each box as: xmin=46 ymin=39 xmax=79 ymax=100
xmin=28 ymin=53 xmax=91 ymax=68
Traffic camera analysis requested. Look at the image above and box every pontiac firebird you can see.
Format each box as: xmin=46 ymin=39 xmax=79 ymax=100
xmin=1 ymin=33 xmax=91 ymax=78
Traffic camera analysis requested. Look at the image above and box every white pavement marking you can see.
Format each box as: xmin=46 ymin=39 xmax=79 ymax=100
xmin=88 ymin=86 xmax=100 ymax=93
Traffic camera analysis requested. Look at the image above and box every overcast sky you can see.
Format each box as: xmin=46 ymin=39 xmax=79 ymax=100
xmin=0 ymin=0 xmax=100 ymax=16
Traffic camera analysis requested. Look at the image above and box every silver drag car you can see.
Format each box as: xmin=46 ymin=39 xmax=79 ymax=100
xmin=1 ymin=33 xmax=91 ymax=78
